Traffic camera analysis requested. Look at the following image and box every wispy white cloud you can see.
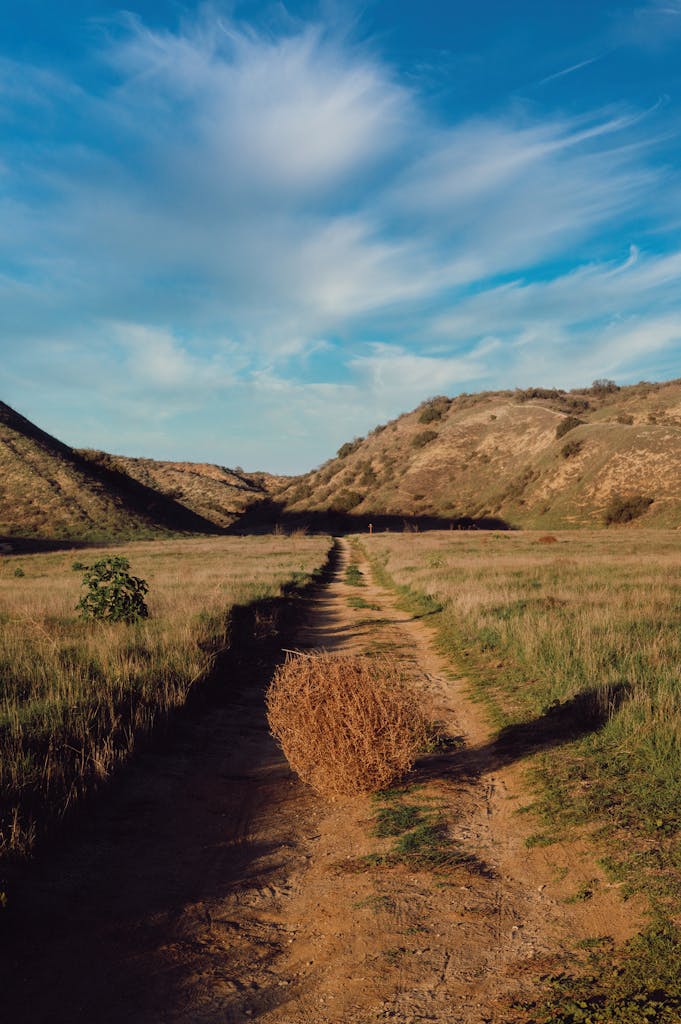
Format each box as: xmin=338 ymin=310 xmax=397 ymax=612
xmin=1 ymin=10 xmax=681 ymax=469
xmin=613 ymin=1 xmax=681 ymax=48
xmin=539 ymin=55 xmax=603 ymax=85
xmin=432 ymin=246 xmax=681 ymax=341
xmin=112 ymin=323 xmax=239 ymax=393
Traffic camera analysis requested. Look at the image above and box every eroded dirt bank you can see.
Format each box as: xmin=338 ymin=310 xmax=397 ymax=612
xmin=2 ymin=538 xmax=642 ymax=1023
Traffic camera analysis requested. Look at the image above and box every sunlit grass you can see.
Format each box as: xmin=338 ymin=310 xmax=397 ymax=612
xmin=0 ymin=534 xmax=331 ymax=859
xmin=364 ymin=528 xmax=681 ymax=1016
xmin=365 ymin=529 xmax=681 ymax=904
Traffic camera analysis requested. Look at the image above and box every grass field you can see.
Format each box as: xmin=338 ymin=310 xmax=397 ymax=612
xmin=0 ymin=534 xmax=331 ymax=862
xmin=365 ymin=528 xmax=681 ymax=1019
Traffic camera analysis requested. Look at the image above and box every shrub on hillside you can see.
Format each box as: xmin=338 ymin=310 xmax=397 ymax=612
xmin=418 ymin=396 xmax=450 ymax=423
xmin=360 ymin=465 xmax=377 ymax=486
xmin=617 ymin=413 xmax=634 ymax=425
xmin=266 ymin=652 xmax=428 ymax=797
xmin=337 ymin=437 xmax=363 ymax=459
xmin=412 ymin=429 xmax=438 ymax=449
xmin=331 ymin=489 xmax=363 ymax=512
xmin=561 ymin=439 xmax=583 ymax=459
xmin=555 ymin=416 xmax=584 ymax=440
xmin=604 ymin=494 xmax=653 ymax=525
xmin=559 ymin=396 xmax=591 ymax=414
xmin=591 ymin=378 xmax=619 ymax=394
xmin=515 ymin=387 xmax=564 ymax=402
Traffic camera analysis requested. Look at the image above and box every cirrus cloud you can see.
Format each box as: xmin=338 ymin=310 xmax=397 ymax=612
xmin=1 ymin=8 xmax=680 ymax=470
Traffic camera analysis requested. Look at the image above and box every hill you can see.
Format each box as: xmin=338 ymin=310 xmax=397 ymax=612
xmin=6 ymin=378 xmax=681 ymax=542
xmin=0 ymin=402 xmax=223 ymax=542
xmin=275 ymin=379 xmax=681 ymax=529
xmin=78 ymin=452 xmax=286 ymax=531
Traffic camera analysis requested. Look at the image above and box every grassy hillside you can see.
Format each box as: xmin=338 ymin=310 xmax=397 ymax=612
xmin=277 ymin=379 xmax=681 ymax=529
xmin=7 ymin=377 xmax=681 ymax=539
xmin=0 ymin=403 xmax=223 ymax=542
xmin=79 ymin=451 xmax=287 ymax=531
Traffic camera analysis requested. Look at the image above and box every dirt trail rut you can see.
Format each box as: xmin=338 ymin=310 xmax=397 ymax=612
xmin=3 ymin=537 xmax=641 ymax=1023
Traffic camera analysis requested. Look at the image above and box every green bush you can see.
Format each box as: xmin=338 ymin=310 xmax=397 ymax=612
xmin=77 ymin=556 xmax=149 ymax=623
xmin=412 ymin=429 xmax=438 ymax=449
xmin=604 ymin=494 xmax=653 ymax=525
xmin=555 ymin=415 xmax=584 ymax=440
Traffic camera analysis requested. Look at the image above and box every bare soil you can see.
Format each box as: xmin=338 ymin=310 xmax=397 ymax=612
xmin=2 ymin=538 xmax=643 ymax=1023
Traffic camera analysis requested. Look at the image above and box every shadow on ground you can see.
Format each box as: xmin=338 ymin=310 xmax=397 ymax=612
xmin=230 ymin=497 xmax=514 ymax=536
xmin=0 ymin=554 xmax=340 ymax=1024
xmin=415 ymin=683 xmax=630 ymax=785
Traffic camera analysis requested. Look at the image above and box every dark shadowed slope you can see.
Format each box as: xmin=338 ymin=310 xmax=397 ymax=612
xmin=0 ymin=402 xmax=221 ymax=541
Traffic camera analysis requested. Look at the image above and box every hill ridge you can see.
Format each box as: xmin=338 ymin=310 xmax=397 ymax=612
xmin=5 ymin=377 xmax=681 ymax=541
xmin=275 ymin=377 xmax=681 ymax=529
xmin=0 ymin=402 xmax=222 ymax=541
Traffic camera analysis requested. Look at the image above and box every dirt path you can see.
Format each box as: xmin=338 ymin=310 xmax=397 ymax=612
xmin=3 ymin=537 xmax=641 ymax=1023
xmin=253 ymin=538 xmax=642 ymax=1023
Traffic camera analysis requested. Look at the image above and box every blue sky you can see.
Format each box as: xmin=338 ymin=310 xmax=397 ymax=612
xmin=3 ymin=1 xmax=681 ymax=472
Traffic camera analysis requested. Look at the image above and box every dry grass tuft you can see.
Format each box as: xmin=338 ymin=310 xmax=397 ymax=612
xmin=266 ymin=652 xmax=428 ymax=798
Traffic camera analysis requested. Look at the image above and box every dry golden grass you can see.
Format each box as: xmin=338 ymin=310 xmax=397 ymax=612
xmin=366 ymin=529 xmax=681 ymax=907
xmin=0 ymin=534 xmax=331 ymax=859
xmin=266 ymin=651 xmax=428 ymax=798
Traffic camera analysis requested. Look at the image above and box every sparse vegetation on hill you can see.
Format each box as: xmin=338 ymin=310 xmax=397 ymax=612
xmin=276 ymin=378 xmax=681 ymax=529
xmin=80 ymin=451 xmax=282 ymax=531
xmin=0 ymin=402 xmax=220 ymax=541
xmin=604 ymin=493 xmax=653 ymax=525
xmin=331 ymin=489 xmax=364 ymax=512
xmin=561 ymin=439 xmax=583 ymax=459
xmin=418 ymin=396 xmax=450 ymax=423
xmin=555 ymin=415 xmax=584 ymax=439
xmin=412 ymin=429 xmax=439 ymax=449
xmin=5 ymin=376 xmax=681 ymax=540
xmin=337 ymin=438 xmax=363 ymax=459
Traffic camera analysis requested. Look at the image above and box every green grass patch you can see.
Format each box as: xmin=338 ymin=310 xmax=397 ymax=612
xmin=372 ymin=804 xmax=423 ymax=837
xmin=359 ymin=532 xmax=681 ymax=1014
xmin=365 ymin=787 xmax=483 ymax=873
xmin=522 ymin=919 xmax=681 ymax=1023
xmin=347 ymin=595 xmax=380 ymax=610
xmin=345 ymin=562 xmax=365 ymax=587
